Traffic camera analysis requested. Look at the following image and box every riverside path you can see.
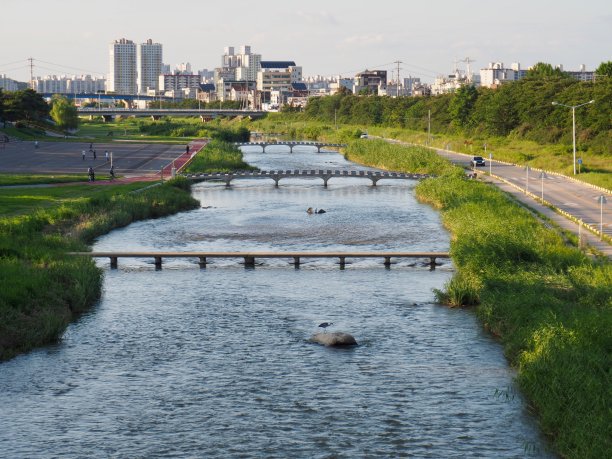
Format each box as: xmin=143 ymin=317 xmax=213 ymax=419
xmin=377 ymin=137 xmax=611 ymax=257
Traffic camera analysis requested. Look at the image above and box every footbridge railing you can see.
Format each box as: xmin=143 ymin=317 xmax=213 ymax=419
xmin=183 ymin=169 xmax=432 ymax=187
xmin=70 ymin=251 xmax=450 ymax=270
xmin=235 ymin=141 xmax=347 ymax=152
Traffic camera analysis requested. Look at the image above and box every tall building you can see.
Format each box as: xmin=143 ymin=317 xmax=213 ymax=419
xmin=108 ymin=38 xmax=137 ymax=94
xmin=137 ymin=39 xmax=163 ymax=94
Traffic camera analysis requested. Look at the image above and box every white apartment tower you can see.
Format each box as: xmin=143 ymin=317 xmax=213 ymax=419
xmin=108 ymin=38 xmax=137 ymax=94
xmin=137 ymin=39 xmax=163 ymax=94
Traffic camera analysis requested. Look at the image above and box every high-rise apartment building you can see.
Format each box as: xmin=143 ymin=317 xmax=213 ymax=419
xmin=137 ymin=39 xmax=163 ymax=94
xmin=108 ymin=38 xmax=137 ymax=94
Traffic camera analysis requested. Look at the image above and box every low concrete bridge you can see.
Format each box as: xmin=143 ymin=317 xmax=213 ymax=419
xmin=71 ymin=251 xmax=450 ymax=270
xmin=235 ymin=141 xmax=347 ymax=152
xmin=183 ymin=169 xmax=431 ymax=187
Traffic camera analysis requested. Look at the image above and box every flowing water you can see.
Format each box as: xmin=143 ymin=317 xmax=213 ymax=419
xmin=0 ymin=147 xmax=553 ymax=457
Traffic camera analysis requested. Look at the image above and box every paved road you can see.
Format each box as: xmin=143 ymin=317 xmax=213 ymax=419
xmin=0 ymin=140 xmax=188 ymax=177
xmin=435 ymin=148 xmax=611 ymax=257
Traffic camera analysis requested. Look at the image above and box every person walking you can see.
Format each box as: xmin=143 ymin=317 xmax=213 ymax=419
xmin=87 ymin=167 xmax=94 ymax=182
xmin=34 ymin=141 xmax=39 ymax=149
xmin=109 ymin=165 xmax=115 ymax=181
xmin=105 ymin=150 xmax=109 ymax=162
xmin=93 ymin=150 xmax=97 ymax=160
xmin=82 ymin=150 xmax=86 ymax=160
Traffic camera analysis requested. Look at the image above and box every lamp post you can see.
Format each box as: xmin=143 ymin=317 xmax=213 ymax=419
xmin=598 ymin=195 xmax=607 ymax=240
xmin=539 ymin=171 xmax=547 ymax=202
xmin=551 ymin=100 xmax=594 ymax=175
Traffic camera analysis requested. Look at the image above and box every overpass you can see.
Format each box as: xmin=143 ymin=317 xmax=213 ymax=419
xmin=184 ymin=169 xmax=432 ymax=187
xmin=77 ymin=107 xmax=266 ymax=121
xmin=235 ymin=141 xmax=347 ymax=152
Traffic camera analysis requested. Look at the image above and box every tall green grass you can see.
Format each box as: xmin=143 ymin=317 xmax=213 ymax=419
xmin=0 ymin=177 xmax=199 ymax=361
xmin=183 ymin=140 xmax=256 ymax=173
xmin=416 ymin=171 xmax=611 ymax=459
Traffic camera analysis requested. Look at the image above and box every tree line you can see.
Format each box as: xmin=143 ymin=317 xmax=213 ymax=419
xmin=304 ymin=62 xmax=612 ymax=155
xmin=0 ymin=88 xmax=79 ymax=130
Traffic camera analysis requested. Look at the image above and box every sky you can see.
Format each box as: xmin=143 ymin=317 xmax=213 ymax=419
xmin=1 ymin=0 xmax=611 ymax=83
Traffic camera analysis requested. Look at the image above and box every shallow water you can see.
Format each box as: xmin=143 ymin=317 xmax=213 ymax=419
xmin=0 ymin=147 xmax=553 ymax=457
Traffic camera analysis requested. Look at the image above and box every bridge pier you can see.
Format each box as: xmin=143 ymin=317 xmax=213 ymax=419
xmin=339 ymin=256 xmax=346 ymax=269
xmin=199 ymin=256 xmax=207 ymax=268
xmin=322 ymin=176 xmax=331 ymax=187
xmin=370 ymin=177 xmax=380 ymax=186
xmin=102 ymin=115 xmax=113 ymax=123
xmin=289 ymin=145 xmax=293 ymax=153
xmin=272 ymin=175 xmax=280 ymax=187
xmin=155 ymin=256 xmax=162 ymax=270
xmin=110 ymin=256 xmax=118 ymax=269
xmin=224 ymin=175 xmax=234 ymax=187
xmin=429 ymin=257 xmax=437 ymax=271
xmin=384 ymin=256 xmax=391 ymax=268
xmin=293 ymin=256 xmax=300 ymax=269
xmin=151 ymin=115 xmax=161 ymax=121
xmin=317 ymin=146 xmax=321 ymax=153
xmin=244 ymin=256 xmax=255 ymax=268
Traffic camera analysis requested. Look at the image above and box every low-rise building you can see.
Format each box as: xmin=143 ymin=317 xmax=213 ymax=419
xmin=353 ymin=70 xmax=387 ymax=95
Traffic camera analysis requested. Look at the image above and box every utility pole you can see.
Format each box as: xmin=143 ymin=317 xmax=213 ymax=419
xmin=394 ymin=60 xmax=402 ymax=97
xmin=29 ymin=57 xmax=34 ymax=90
xmin=428 ymin=109 xmax=431 ymax=145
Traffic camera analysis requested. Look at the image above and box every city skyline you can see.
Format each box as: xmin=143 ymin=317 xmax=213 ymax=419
xmin=1 ymin=0 xmax=610 ymax=83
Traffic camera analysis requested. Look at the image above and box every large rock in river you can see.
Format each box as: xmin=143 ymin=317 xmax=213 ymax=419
xmin=311 ymin=332 xmax=357 ymax=347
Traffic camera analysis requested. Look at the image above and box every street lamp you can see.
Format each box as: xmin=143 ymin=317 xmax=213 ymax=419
xmin=539 ymin=171 xmax=547 ymax=202
xmin=551 ymin=100 xmax=594 ymax=175
xmin=598 ymin=195 xmax=607 ymax=240
xmin=524 ymin=165 xmax=530 ymax=193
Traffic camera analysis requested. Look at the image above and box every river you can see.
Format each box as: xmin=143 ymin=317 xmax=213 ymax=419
xmin=0 ymin=146 xmax=553 ymax=457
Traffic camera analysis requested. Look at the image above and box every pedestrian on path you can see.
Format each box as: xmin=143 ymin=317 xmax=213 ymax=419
xmin=82 ymin=150 xmax=86 ymax=160
xmin=88 ymin=167 xmax=95 ymax=182
xmin=93 ymin=150 xmax=97 ymax=160
xmin=105 ymin=150 xmax=109 ymax=162
xmin=185 ymin=145 xmax=190 ymax=154
xmin=109 ymin=165 xmax=115 ymax=181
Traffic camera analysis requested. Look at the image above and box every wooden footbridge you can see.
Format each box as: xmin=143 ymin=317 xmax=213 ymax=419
xmin=71 ymin=251 xmax=450 ymax=270
xmin=183 ymin=169 xmax=432 ymax=187
xmin=235 ymin=141 xmax=347 ymax=152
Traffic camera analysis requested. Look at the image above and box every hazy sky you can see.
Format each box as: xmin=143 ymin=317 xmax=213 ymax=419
xmin=1 ymin=0 xmax=610 ymax=83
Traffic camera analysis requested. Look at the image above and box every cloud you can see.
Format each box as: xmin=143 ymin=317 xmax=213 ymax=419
xmin=341 ymin=34 xmax=384 ymax=46
xmin=295 ymin=10 xmax=339 ymax=25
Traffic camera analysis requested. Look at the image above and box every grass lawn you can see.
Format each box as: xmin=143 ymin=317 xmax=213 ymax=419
xmin=0 ymin=182 xmax=152 ymax=216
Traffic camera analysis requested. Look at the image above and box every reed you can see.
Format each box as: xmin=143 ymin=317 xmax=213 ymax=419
xmin=0 ymin=178 xmax=199 ymax=361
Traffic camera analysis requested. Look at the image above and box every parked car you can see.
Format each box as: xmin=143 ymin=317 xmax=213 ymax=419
xmin=471 ymin=156 xmax=486 ymax=167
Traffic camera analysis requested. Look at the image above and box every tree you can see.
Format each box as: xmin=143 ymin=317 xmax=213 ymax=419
xmin=448 ymin=84 xmax=478 ymax=128
xmin=595 ymin=61 xmax=612 ymax=78
xmin=3 ymin=89 xmax=49 ymax=122
xmin=526 ymin=62 xmax=568 ymax=79
xmin=50 ymin=95 xmax=79 ymax=130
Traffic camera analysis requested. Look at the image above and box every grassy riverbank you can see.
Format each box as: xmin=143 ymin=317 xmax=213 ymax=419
xmin=0 ymin=177 xmax=199 ymax=361
xmin=310 ymin=136 xmax=609 ymax=457
xmin=183 ymin=139 xmax=256 ymax=173
xmin=249 ymin=114 xmax=611 ymax=190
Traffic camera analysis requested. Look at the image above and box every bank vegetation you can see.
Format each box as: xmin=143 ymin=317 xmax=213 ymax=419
xmin=0 ymin=177 xmax=199 ymax=361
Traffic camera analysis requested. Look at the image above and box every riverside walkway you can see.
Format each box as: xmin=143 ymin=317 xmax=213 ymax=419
xmin=71 ymin=251 xmax=450 ymax=270
xmin=235 ymin=141 xmax=346 ymax=152
xmin=183 ymin=169 xmax=431 ymax=187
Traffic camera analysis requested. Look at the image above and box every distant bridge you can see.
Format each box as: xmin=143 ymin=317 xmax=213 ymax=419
xmin=235 ymin=141 xmax=347 ymax=153
xmin=71 ymin=251 xmax=450 ymax=270
xmin=183 ymin=169 xmax=432 ymax=187
xmin=76 ymin=107 xmax=266 ymax=121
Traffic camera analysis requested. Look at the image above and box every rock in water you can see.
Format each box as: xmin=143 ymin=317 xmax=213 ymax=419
xmin=310 ymin=332 xmax=357 ymax=347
